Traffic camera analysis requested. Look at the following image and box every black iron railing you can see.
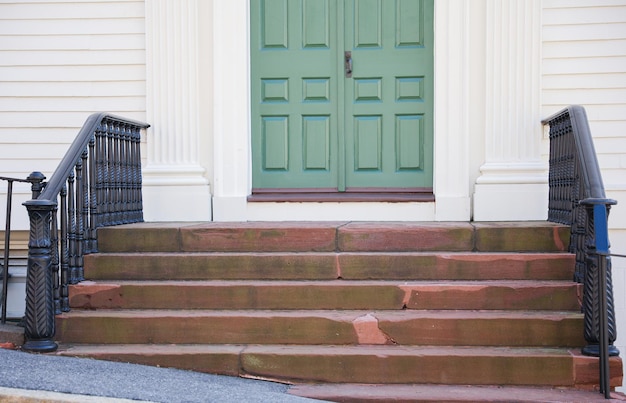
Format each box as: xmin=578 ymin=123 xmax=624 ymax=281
xmin=21 ymin=113 xmax=149 ymax=353
xmin=543 ymin=105 xmax=618 ymax=398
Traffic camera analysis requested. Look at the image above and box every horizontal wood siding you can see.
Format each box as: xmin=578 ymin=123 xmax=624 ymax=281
xmin=542 ymin=0 xmax=626 ymax=389
xmin=0 ymin=0 xmax=146 ymax=181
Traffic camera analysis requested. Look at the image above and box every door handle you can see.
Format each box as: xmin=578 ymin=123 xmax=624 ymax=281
xmin=345 ymin=51 xmax=352 ymax=78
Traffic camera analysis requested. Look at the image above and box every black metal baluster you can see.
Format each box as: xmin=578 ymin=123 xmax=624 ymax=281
xmin=50 ymin=204 xmax=60 ymax=315
xmin=78 ymin=151 xmax=88 ymax=282
xmin=131 ymin=126 xmax=143 ymax=222
xmin=60 ymin=185 xmax=69 ymax=312
xmin=87 ymin=135 xmax=97 ymax=253
xmin=67 ymin=172 xmax=78 ymax=284
xmin=113 ymin=123 xmax=122 ymax=225
xmin=120 ymin=123 xmax=130 ymax=223
xmin=95 ymin=122 xmax=106 ymax=229
xmin=105 ymin=120 xmax=113 ymax=227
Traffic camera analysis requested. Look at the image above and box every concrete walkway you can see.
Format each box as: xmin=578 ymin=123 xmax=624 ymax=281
xmin=0 ymin=347 xmax=322 ymax=403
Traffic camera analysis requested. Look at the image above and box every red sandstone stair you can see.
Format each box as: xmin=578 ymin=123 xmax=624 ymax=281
xmin=54 ymin=222 xmax=624 ymax=402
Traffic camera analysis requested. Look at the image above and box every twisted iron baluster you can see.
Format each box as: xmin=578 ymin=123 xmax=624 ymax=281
xmin=50 ymin=204 xmax=60 ymax=315
xmin=131 ymin=126 xmax=143 ymax=222
xmin=95 ymin=122 xmax=106 ymax=229
xmin=60 ymin=185 xmax=69 ymax=312
xmin=113 ymin=122 xmax=122 ymax=225
xmin=105 ymin=124 xmax=114 ymax=226
xmin=75 ymin=154 xmax=86 ymax=283
xmin=67 ymin=172 xmax=78 ymax=284
xmin=87 ymin=134 xmax=97 ymax=253
xmin=120 ymin=123 xmax=130 ymax=224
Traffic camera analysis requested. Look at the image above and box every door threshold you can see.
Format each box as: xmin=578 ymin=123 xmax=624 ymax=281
xmin=248 ymin=188 xmax=435 ymax=203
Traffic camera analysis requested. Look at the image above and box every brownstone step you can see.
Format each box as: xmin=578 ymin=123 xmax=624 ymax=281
xmin=83 ymin=252 xmax=575 ymax=281
xmin=55 ymin=309 xmax=583 ymax=347
xmin=95 ymin=222 xmax=569 ymax=253
xmin=56 ymin=344 xmax=622 ymax=388
xmin=288 ymin=384 xmax=626 ymax=402
xmin=68 ymin=280 xmax=580 ymax=311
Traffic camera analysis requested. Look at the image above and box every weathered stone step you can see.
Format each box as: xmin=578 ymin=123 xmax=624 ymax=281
xmin=84 ymin=252 xmax=575 ymax=281
xmin=57 ymin=344 xmax=620 ymax=388
xmin=69 ymin=280 xmax=580 ymax=311
xmin=96 ymin=221 xmax=569 ymax=253
xmin=288 ymin=383 xmax=626 ymax=402
xmin=55 ymin=309 xmax=584 ymax=347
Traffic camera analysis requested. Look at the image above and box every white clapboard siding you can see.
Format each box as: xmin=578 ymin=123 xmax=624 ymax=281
xmin=542 ymin=0 xmax=626 ymax=390
xmin=0 ymin=0 xmax=147 ymax=230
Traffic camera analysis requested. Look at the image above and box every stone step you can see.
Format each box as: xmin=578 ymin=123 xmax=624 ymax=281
xmin=55 ymin=309 xmax=584 ymax=347
xmin=68 ymin=280 xmax=580 ymax=311
xmin=96 ymin=222 xmax=570 ymax=253
xmin=83 ymin=252 xmax=575 ymax=281
xmin=288 ymin=384 xmax=626 ymax=402
xmin=52 ymin=221 xmax=617 ymax=391
xmin=56 ymin=344 xmax=621 ymax=388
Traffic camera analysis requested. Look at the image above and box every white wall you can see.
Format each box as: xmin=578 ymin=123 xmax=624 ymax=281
xmin=0 ymin=0 xmax=147 ymax=230
xmin=542 ymin=0 xmax=626 ymax=388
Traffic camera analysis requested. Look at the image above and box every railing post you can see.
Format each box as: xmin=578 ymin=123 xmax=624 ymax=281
xmin=580 ymin=198 xmax=618 ymax=397
xmin=22 ymin=199 xmax=58 ymax=353
xmin=22 ymin=171 xmax=58 ymax=353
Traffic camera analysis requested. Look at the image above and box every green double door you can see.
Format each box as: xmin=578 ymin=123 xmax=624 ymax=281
xmin=251 ymin=0 xmax=433 ymax=194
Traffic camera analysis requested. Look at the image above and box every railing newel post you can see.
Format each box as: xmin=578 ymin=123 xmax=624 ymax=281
xmin=22 ymin=199 xmax=58 ymax=353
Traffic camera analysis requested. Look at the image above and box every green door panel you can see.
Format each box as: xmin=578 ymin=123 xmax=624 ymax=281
xmin=251 ymin=0 xmax=433 ymax=191
xmin=251 ymin=0 xmax=339 ymax=189
xmin=344 ymin=0 xmax=433 ymax=189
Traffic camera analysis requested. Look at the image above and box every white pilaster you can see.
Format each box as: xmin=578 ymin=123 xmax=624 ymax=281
xmin=211 ymin=0 xmax=250 ymax=221
xmin=143 ymin=0 xmax=212 ymax=221
xmin=434 ymin=0 xmax=472 ymax=221
xmin=473 ymin=0 xmax=548 ymax=221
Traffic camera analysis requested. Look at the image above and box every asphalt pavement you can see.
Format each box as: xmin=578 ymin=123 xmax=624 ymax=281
xmin=0 ymin=348 xmax=323 ymax=402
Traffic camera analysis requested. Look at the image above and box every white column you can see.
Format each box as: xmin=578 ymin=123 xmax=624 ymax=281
xmin=143 ymin=0 xmax=212 ymax=221
xmin=473 ymin=0 xmax=547 ymax=221
xmin=434 ymin=0 xmax=472 ymax=221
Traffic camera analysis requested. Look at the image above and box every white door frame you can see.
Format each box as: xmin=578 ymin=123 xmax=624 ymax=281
xmin=144 ymin=0 xmax=545 ymax=222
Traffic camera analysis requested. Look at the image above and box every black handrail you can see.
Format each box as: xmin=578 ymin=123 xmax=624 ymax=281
xmin=21 ymin=113 xmax=149 ymax=353
xmin=542 ymin=105 xmax=618 ymax=398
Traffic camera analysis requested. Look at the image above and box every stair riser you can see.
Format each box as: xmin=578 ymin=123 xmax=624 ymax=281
xmin=241 ymin=353 xmax=575 ymax=385
xmin=96 ymin=222 xmax=570 ymax=253
xmin=69 ymin=282 xmax=580 ymax=311
xmin=55 ymin=315 xmax=584 ymax=347
xmin=83 ymin=253 xmax=575 ymax=281
xmin=57 ymin=346 xmax=624 ymax=389
xmin=56 ymin=350 xmax=572 ymax=386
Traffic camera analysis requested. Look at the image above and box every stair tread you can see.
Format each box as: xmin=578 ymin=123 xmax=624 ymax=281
xmin=75 ymin=279 xmax=577 ymax=285
xmin=59 ymin=343 xmax=574 ymax=355
xmin=60 ymin=308 xmax=582 ymax=316
xmin=97 ymin=221 xmax=570 ymax=252
xmin=84 ymin=251 xmax=575 ymax=281
xmin=88 ymin=251 xmax=574 ymax=256
xmin=288 ymin=383 xmax=626 ymax=402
